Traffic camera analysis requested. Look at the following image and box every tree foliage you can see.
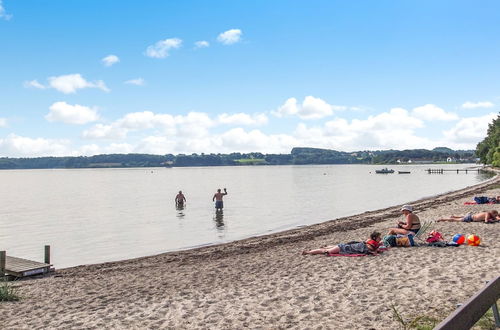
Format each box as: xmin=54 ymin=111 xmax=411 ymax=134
xmin=476 ymin=114 xmax=500 ymax=166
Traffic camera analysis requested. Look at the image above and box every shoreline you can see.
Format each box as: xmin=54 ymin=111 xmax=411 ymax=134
xmin=3 ymin=171 xmax=500 ymax=329
xmin=66 ymin=169 xmax=500 ymax=271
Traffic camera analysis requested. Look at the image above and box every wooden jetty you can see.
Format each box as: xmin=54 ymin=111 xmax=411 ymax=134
xmin=1 ymin=245 xmax=53 ymax=278
xmin=427 ymin=168 xmax=481 ymax=174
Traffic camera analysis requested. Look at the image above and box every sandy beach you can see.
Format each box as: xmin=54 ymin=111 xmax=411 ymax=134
xmin=2 ymin=174 xmax=500 ymax=329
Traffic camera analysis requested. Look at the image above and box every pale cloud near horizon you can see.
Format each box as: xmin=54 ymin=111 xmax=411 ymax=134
xmin=101 ymin=54 xmax=120 ymax=67
xmin=217 ymin=113 xmax=268 ymax=126
xmin=194 ymin=40 xmax=210 ymax=49
xmin=217 ymin=29 xmax=242 ymax=45
xmin=0 ymin=0 xmax=12 ymax=20
xmin=0 ymin=118 xmax=6 ymax=127
xmin=272 ymin=96 xmax=339 ymax=119
xmin=124 ymin=78 xmax=145 ymax=86
xmin=46 ymin=101 xmax=100 ymax=125
xmin=411 ymin=104 xmax=459 ymax=121
xmin=442 ymin=112 xmax=498 ymax=146
xmin=1 ymin=102 xmax=497 ymax=157
xmin=25 ymin=74 xmax=110 ymax=94
xmin=0 ymin=134 xmax=71 ymax=157
xmin=461 ymin=101 xmax=495 ymax=109
xmin=145 ymin=38 xmax=182 ymax=58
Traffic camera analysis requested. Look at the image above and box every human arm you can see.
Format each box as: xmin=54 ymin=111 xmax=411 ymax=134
xmin=223 ymin=188 xmax=228 ymax=195
xmin=398 ymin=215 xmax=413 ymax=229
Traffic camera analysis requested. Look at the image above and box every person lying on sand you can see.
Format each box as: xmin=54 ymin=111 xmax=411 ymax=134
xmin=437 ymin=210 xmax=499 ymax=223
xmin=302 ymin=231 xmax=382 ymax=256
xmin=387 ymin=205 xmax=421 ymax=235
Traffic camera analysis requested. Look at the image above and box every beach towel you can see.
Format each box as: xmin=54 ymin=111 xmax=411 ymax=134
xmin=463 ymin=201 xmax=496 ymax=205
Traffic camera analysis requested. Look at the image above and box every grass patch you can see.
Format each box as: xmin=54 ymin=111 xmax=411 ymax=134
xmin=391 ymin=304 xmax=439 ymax=330
xmin=392 ymin=300 xmax=500 ymax=330
xmin=472 ymin=299 xmax=500 ymax=330
xmin=0 ymin=278 xmax=20 ymax=302
xmin=234 ymin=158 xmax=267 ymax=165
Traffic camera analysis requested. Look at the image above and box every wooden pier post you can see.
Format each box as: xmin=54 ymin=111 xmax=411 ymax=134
xmin=44 ymin=245 xmax=50 ymax=264
xmin=0 ymin=251 xmax=5 ymax=276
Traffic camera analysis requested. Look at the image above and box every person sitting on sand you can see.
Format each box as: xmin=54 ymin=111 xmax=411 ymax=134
xmin=437 ymin=210 xmax=499 ymax=223
xmin=302 ymin=231 xmax=382 ymax=256
xmin=387 ymin=205 xmax=421 ymax=235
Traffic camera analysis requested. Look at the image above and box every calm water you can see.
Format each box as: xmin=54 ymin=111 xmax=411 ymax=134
xmin=0 ymin=164 xmax=493 ymax=268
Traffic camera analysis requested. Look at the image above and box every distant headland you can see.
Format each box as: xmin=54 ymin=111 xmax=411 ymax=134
xmin=0 ymin=147 xmax=477 ymax=169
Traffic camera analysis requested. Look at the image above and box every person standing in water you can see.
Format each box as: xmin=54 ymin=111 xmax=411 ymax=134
xmin=175 ymin=191 xmax=186 ymax=207
xmin=213 ymin=188 xmax=228 ymax=211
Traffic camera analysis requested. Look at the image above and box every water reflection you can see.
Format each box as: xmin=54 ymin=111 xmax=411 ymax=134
xmin=213 ymin=210 xmax=225 ymax=230
xmin=176 ymin=204 xmax=185 ymax=218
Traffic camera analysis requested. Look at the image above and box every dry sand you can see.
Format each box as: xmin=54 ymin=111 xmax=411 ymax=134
xmin=2 ymin=173 xmax=500 ymax=329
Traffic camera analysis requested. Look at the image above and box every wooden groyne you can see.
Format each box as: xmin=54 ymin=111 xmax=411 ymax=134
xmin=427 ymin=168 xmax=482 ymax=174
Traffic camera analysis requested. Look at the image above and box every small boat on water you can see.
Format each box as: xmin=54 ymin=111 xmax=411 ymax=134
xmin=375 ymin=168 xmax=395 ymax=174
xmin=398 ymin=171 xmax=411 ymax=174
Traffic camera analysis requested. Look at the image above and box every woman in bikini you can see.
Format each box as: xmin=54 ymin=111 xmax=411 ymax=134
xmin=387 ymin=205 xmax=421 ymax=235
xmin=302 ymin=231 xmax=382 ymax=256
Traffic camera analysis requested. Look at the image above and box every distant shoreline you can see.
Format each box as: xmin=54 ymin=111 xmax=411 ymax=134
xmin=0 ymin=147 xmax=477 ymax=169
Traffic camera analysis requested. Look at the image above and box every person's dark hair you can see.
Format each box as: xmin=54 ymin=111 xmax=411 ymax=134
xmin=370 ymin=231 xmax=381 ymax=240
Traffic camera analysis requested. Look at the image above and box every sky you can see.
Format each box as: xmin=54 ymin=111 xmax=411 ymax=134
xmin=0 ymin=0 xmax=499 ymax=157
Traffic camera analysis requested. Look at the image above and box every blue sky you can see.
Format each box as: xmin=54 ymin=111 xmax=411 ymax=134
xmin=0 ymin=0 xmax=499 ymax=157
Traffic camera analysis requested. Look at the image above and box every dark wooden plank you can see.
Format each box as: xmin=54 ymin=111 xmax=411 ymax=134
xmin=434 ymin=276 xmax=500 ymax=330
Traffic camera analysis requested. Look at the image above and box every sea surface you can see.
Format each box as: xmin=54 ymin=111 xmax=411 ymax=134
xmin=0 ymin=164 xmax=493 ymax=268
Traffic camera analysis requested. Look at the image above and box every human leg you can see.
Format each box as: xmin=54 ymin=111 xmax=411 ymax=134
xmin=387 ymin=227 xmax=410 ymax=235
xmin=302 ymin=245 xmax=339 ymax=255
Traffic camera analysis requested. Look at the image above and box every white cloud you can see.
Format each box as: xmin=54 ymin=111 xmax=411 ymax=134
xmin=174 ymin=112 xmax=214 ymax=138
xmin=0 ymin=134 xmax=70 ymax=157
xmin=293 ymin=108 xmax=429 ymax=151
xmin=124 ymin=78 xmax=145 ymax=86
xmin=46 ymin=101 xmax=99 ymax=125
xmin=217 ymin=113 xmax=268 ymax=126
xmin=0 ymin=0 xmax=12 ymax=20
xmin=271 ymin=98 xmax=299 ymax=117
xmin=145 ymin=38 xmax=182 ymax=58
xmin=47 ymin=74 xmax=110 ymax=94
xmin=217 ymin=128 xmax=297 ymax=153
xmin=0 ymin=118 xmax=6 ymax=127
xmin=301 ymin=96 xmax=333 ymax=119
xmin=442 ymin=113 xmax=498 ymax=146
xmin=82 ymin=124 xmax=128 ymax=140
xmin=217 ymin=29 xmax=242 ymax=45
xmin=23 ymin=80 xmax=46 ymax=89
xmin=101 ymin=54 xmax=120 ymax=67
xmin=79 ymin=143 xmax=134 ymax=155
xmin=412 ymin=104 xmax=459 ymax=121
xmin=194 ymin=41 xmax=210 ymax=49
xmin=272 ymin=96 xmax=338 ymax=119
xmin=461 ymin=101 xmax=495 ymax=109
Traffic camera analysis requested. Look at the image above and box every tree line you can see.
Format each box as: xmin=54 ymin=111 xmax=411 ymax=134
xmin=476 ymin=114 xmax=500 ymax=167
xmin=0 ymin=147 xmax=478 ymax=169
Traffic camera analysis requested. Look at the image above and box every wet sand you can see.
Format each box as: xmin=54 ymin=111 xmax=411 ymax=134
xmin=2 ymin=173 xmax=500 ymax=329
